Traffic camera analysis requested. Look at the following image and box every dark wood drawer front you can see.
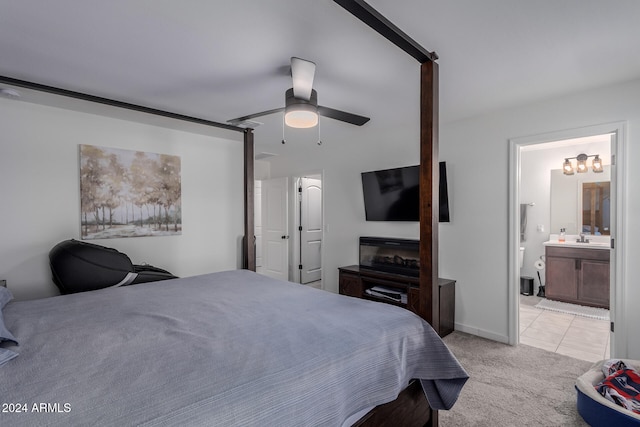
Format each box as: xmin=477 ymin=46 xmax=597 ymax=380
xmin=339 ymin=273 xmax=362 ymax=297
xmin=546 ymin=256 xmax=579 ymax=300
xmin=545 ymin=246 xmax=609 ymax=261
xmin=579 ymin=260 xmax=610 ymax=308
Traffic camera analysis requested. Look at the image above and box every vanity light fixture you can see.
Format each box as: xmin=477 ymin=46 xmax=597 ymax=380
xmin=562 ymin=153 xmax=603 ymax=175
xmin=563 ymin=158 xmax=574 ymax=175
xmin=576 ymin=154 xmax=588 ymax=173
xmin=592 ymin=155 xmax=603 ymax=173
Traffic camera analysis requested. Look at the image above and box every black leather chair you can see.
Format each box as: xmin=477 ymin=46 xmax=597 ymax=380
xmin=49 ymin=239 xmax=177 ymax=294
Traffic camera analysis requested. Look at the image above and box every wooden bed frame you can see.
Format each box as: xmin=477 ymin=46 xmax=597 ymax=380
xmin=253 ymin=0 xmax=443 ymax=335
xmin=0 ymin=2 xmax=443 ymax=425
xmin=246 ymin=0 xmax=443 ymax=336
xmin=317 ymin=4 xmax=442 ymax=425
xmin=355 ymin=380 xmax=437 ymax=427
xmin=330 ymin=7 xmax=441 ymax=424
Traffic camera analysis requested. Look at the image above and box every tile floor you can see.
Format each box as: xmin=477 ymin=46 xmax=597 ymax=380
xmin=519 ymin=295 xmax=610 ymax=363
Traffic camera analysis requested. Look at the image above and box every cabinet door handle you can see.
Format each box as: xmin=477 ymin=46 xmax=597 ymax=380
xmin=575 ymin=259 xmax=581 ymax=270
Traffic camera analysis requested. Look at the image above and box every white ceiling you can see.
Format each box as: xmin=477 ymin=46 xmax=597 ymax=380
xmin=2 ymin=0 xmax=640 ymax=151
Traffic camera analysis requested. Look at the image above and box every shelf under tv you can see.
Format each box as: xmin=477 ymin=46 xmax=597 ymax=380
xmin=338 ymin=265 xmax=455 ymax=338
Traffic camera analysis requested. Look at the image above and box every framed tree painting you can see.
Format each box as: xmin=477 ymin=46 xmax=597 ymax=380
xmin=79 ymin=145 xmax=181 ymax=239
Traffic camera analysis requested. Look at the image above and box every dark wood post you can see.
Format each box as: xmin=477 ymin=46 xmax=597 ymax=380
xmin=243 ymin=129 xmax=256 ymax=271
xmin=419 ymin=60 xmax=439 ymax=332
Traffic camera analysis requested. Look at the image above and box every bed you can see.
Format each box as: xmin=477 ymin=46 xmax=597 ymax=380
xmin=0 ymin=269 xmax=467 ymax=426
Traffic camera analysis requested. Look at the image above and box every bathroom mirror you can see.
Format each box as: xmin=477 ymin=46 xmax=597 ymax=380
xmin=550 ymin=166 xmax=610 ymax=235
xmin=581 ymin=181 xmax=610 ymax=235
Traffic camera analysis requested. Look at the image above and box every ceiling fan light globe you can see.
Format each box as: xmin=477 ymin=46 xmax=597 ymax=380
xmin=285 ymin=109 xmax=318 ymax=128
xmin=284 ymin=88 xmax=318 ymax=128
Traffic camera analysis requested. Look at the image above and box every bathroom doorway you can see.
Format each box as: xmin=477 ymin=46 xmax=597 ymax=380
xmin=508 ymin=122 xmax=626 ymax=360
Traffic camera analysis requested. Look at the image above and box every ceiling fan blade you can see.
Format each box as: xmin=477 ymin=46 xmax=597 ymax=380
xmin=317 ymin=106 xmax=370 ymax=126
xmin=291 ymin=57 xmax=316 ymax=101
xmin=227 ymin=107 xmax=285 ymax=125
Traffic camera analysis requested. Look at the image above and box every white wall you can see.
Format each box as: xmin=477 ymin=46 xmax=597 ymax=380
xmin=255 ymin=159 xmax=271 ymax=180
xmin=0 ymin=97 xmax=244 ymax=300
xmin=266 ymin=125 xmax=422 ymax=295
xmin=268 ymin=77 xmax=640 ymax=358
xmin=442 ymin=79 xmax=639 ymax=356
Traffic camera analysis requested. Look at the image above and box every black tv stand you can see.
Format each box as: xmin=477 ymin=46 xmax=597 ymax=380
xmin=338 ymin=265 xmax=455 ymax=337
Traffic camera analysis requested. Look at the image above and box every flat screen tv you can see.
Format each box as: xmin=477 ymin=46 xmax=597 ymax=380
xmin=361 ymin=162 xmax=450 ymax=222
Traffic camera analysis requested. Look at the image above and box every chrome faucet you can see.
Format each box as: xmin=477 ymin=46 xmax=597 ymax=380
xmin=577 ymin=233 xmax=590 ymax=243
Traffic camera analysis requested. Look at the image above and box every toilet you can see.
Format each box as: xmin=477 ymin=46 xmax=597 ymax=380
xmin=519 ymin=247 xmax=534 ymax=295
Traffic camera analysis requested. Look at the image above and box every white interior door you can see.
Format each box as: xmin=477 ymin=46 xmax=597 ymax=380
xmin=254 ymin=180 xmax=262 ymax=271
xmin=300 ymin=177 xmax=322 ymax=284
xmin=262 ymin=177 xmax=289 ymax=281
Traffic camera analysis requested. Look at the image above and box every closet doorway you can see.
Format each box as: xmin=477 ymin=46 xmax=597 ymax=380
xmin=293 ymin=174 xmax=323 ymax=288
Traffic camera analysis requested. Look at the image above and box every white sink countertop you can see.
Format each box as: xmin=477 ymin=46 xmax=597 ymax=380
xmin=544 ymin=234 xmax=611 ymax=250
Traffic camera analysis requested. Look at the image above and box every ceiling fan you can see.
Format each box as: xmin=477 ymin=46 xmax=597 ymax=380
xmin=228 ymin=57 xmax=370 ymax=129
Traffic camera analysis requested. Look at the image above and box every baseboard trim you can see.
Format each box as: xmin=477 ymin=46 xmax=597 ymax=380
xmin=454 ymin=323 xmax=510 ymax=344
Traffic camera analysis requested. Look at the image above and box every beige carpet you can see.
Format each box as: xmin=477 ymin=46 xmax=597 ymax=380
xmin=440 ymin=331 xmax=592 ymax=426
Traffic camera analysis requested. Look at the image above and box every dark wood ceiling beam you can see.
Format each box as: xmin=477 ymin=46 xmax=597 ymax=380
xmin=0 ymin=75 xmax=256 ymax=273
xmin=0 ymin=75 xmax=242 ymax=133
xmin=334 ymin=0 xmax=440 ymax=335
xmin=333 ymin=0 xmax=437 ymax=63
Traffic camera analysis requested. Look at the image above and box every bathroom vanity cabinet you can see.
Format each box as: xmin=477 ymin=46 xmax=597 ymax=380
xmin=545 ymin=246 xmax=610 ymax=309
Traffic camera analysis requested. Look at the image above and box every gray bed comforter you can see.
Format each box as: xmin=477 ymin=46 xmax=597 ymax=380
xmin=0 ymin=270 xmax=467 ymax=426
